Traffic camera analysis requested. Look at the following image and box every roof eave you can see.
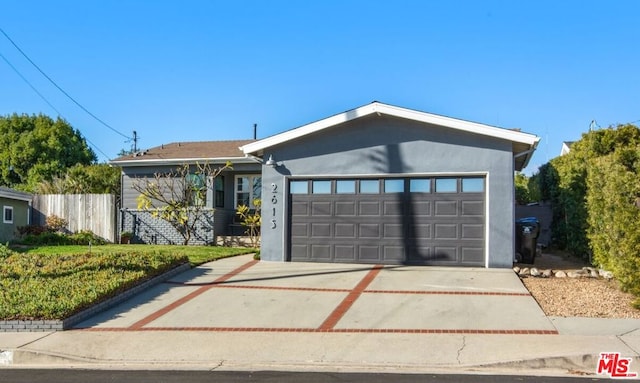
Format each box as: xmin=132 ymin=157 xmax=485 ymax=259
xmin=241 ymin=102 xmax=540 ymax=156
xmin=109 ymin=156 xmax=256 ymax=167
xmin=0 ymin=191 xmax=32 ymax=202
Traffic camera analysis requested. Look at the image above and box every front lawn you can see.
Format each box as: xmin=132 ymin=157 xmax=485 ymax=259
xmin=1 ymin=245 xmax=255 ymax=320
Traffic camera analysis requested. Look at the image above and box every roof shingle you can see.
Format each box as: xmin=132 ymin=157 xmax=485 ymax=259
xmin=111 ymin=139 xmax=256 ymax=163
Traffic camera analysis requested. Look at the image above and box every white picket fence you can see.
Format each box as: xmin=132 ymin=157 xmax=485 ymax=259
xmin=31 ymin=194 xmax=117 ymax=242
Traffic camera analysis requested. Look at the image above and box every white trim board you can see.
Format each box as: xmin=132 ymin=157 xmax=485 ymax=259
xmin=241 ymin=102 xmax=540 ymax=155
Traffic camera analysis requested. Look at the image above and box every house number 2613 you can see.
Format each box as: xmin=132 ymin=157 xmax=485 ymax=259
xmin=270 ymin=183 xmax=278 ymax=229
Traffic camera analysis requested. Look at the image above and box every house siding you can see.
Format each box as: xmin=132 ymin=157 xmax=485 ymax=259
xmin=0 ymin=197 xmax=30 ymax=243
xmin=258 ymin=114 xmax=516 ymax=267
xmin=118 ymin=162 xmax=261 ymax=243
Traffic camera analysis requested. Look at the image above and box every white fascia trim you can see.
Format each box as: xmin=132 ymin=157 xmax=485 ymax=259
xmin=110 ymin=157 xmax=255 ymax=167
xmin=241 ymin=102 xmax=540 ymax=154
xmin=0 ymin=192 xmax=32 ymax=202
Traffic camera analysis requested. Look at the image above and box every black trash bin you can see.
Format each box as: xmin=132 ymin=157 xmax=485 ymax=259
xmin=516 ymin=217 xmax=540 ymax=264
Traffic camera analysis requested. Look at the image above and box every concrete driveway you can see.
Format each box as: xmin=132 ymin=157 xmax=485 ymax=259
xmin=75 ymin=254 xmax=556 ymax=334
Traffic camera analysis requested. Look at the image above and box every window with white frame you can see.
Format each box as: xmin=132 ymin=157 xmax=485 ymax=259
xmin=3 ymin=206 xmax=13 ymax=224
xmin=235 ymin=175 xmax=261 ymax=209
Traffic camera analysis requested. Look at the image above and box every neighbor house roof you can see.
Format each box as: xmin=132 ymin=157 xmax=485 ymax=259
xmin=0 ymin=187 xmax=32 ymax=202
xmin=240 ymin=102 xmax=540 ymax=171
xmin=561 ymin=141 xmax=574 ymax=156
xmin=110 ymin=139 xmax=257 ymax=167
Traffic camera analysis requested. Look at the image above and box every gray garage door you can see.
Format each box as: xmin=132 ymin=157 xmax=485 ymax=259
xmin=288 ymin=177 xmax=485 ymax=266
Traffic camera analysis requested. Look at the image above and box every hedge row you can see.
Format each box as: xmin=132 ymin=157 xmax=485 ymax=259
xmin=536 ymin=124 xmax=640 ymax=300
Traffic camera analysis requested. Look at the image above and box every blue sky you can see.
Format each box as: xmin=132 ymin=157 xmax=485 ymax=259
xmin=1 ymin=1 xmax=638 ymax=174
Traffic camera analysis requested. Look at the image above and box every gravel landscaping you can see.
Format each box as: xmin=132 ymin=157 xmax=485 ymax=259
xmin=517 ymin=252 xmax=640 ymax=319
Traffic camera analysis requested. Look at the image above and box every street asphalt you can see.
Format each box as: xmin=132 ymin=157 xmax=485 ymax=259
xmin=1 ymin=254 xmax=639 ymax=377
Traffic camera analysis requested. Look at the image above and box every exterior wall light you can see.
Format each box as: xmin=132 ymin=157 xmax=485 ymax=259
xmin=265 ymin=155 xmax=277 ymax=167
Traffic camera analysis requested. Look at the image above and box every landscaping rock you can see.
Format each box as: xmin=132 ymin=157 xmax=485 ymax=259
xmin=599 ymin=269 xmax=614 ymax=280
xmin=555 ymin=270 xmax=567 ymax=278
xmin=518 ymin=267 xmax=530 ymax=276
xmin=529 ymin=267 xmax=541 ymax=277
xmin=541 ymin=269 xmax=553 ymax=278
xmin=567 ymin=271 xmax=582 ymax=278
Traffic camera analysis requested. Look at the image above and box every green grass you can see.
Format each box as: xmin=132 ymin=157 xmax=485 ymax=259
xmin=1 ymin=245 xmax=256 ymax=320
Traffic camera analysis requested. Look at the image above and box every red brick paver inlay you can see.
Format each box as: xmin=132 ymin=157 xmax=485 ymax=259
xmin=317 ymin=264 xmax=383 ymax=331
xmin=365 ymin=290 xmax=530 ymax=296
xmin=77 ymin=260 xmax=558 ymax=336
xmin=127 ymin=259 xmax=259 ymax=330
xmin=82 ymin=327 xmax=558 ymax=335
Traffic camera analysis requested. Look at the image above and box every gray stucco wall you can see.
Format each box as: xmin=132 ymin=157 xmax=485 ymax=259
xmin=258 ymin=114 xmax=516 ymax=268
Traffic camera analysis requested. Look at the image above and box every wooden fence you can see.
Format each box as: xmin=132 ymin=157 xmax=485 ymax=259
xmin=31 ymin=194 xmax=117 ymax=242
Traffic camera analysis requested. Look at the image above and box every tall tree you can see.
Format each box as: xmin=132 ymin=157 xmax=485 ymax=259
xmin=0 ymin=113 xmax=96 ymax=191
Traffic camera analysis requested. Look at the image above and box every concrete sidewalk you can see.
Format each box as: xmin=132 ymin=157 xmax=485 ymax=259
xmin=1 ymin=254 xmax=639 ymax=377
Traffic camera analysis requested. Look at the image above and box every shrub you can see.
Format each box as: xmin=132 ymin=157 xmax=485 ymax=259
xmin=46 ymin=215 xmax=68 ymax=232
xmin=69 ymin=230 xmax=107 ymax=245
xmin=0 ymin=242 xmax=13 ymax=259
xmin=235 ymin=199 xmax=261 ymax=247
xmin=17 ymin=225 xmax=48 ymax=236
xmin=540 ymin=124 xmax=640 ymax=300
xmin=21 ymin=232 xmax=71 ymax=246
xmin=18 ymin=229 xmax=106 ymax=246
xmin=587 ymin=152 xmax=640 ymax=296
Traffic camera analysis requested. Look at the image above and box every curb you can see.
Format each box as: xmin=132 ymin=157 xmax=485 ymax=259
xmin=0 ymin=262 xmax=191 ymax=332
xmin=476 ymin=354 xmax=640 ymax=377
xmin=1 ymin=349 xmax=616 ymax=377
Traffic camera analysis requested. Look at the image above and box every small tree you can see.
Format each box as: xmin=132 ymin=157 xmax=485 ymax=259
xmin=514 ymin=172 xmax=531 ymax=205
xmin=132 ymin=161 xmax=231 ymax=245
xmin=235 ymin=198 xmax=261 ymax=247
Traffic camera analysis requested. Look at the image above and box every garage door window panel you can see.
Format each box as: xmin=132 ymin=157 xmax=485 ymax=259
xmin=462 ymin=178 xmax=484 ymax=193
xmin=336 ymin=180 xmax=356 ymax=194
xmin=410 ymin=179 xmax=431 ymax=193
xmin=435 ymin=178 xmax=458 ymax=193
xmin=290 ymin=181 xmax=309 ymax=194
xmin=384 ymin=179 xmax=404 ymax=193
xmin=360 ymin=180 xmax=380 ymax=194
xmin=312 ymin=180 xmax=331 ymax=194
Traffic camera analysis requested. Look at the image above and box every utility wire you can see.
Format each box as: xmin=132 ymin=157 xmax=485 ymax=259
xmin=0 ymin=51 xmax=111 ymax=160
xmin=0 ymin=27 xmax=131 ymax=140
xmin=0 ymin=51 xmax=63 ymax=116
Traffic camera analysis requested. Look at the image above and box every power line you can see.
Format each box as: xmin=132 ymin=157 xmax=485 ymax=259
xmin=0 ymin=27 xmax=131 ymax=140
xmin=0 ymin=51 xmax=111 ymax=160
xmin=0 ymin=51 xmax=63 ymax=116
